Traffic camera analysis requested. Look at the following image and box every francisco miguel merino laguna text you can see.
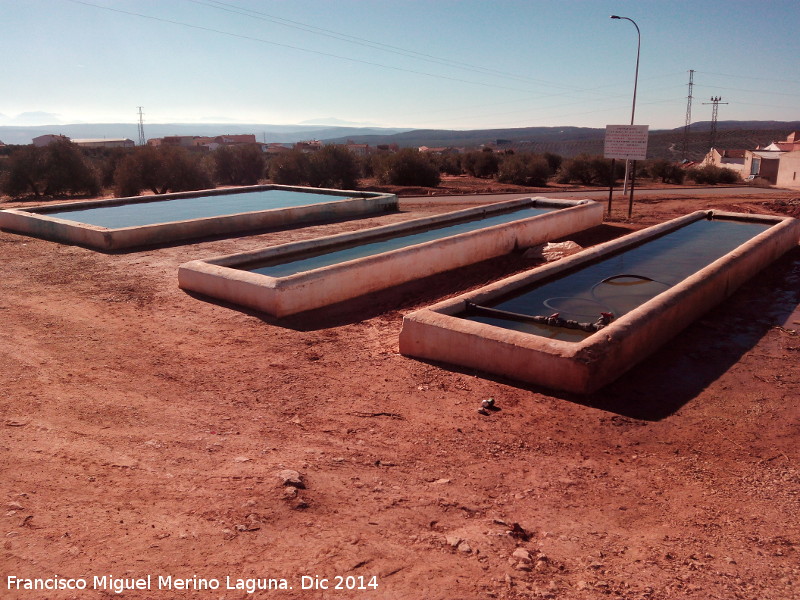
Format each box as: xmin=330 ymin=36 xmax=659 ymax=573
xmin=7 ymin=574 xmax=379 ymax=594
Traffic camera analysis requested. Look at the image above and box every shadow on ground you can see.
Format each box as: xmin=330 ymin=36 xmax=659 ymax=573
xmin=184 ymin=224 xmax=635 ymax=330
xmin=415 ymin=247 xmax=800 ymax=421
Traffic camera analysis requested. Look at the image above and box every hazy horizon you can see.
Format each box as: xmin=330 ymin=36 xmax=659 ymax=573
xmin=3 ymin=1 xmax=798 ymax=132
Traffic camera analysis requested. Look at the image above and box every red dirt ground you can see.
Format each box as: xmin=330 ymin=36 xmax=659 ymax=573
xmin=1 ymin=186 xmax=799 ymax=600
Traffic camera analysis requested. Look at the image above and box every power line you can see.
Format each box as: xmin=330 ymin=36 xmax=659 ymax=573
xmin=189 ymin=0 xmax=582 ymax=91
xmin=696 ymin=70 xmax=798 ymax=85
xmin=733 ymin=100 xmax=800 ymax=111
xmin=413 ymin=96 xmax=681 ymax=130
xmin=62 ymin=1 xmax=794 ymax=129
xmin=693 ymin=84 xmax=800 ymax=98
xmin=394 ymin=78 xmax=687 ymax=125
xmin=68 ymin=0 xmax=653 ymax=104
xmin=66 ymin=0 xmax=580 ymax=96
xmin=195 ymin=0 xmax=695 ymax=110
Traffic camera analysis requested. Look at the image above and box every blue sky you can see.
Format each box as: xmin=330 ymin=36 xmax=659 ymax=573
xmin=2 ymin=0 xmax=798 ymax=130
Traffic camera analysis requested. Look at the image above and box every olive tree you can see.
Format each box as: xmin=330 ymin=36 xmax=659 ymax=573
xmin=375 ymin=149 xmax=440 ymax=187
xmin=214 ymin=144 xmax=265 ymax=186
xmin=497 ymin=153 xmax=551 ymax=186
xmin=114 ymin=146 xmax=212 ymax=197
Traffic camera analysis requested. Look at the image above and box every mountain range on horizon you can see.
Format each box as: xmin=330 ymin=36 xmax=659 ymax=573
xmin=1 ymin=119 xmax=798 ymax=162
xmin=0 ymin=121 xmax=412 ymax=146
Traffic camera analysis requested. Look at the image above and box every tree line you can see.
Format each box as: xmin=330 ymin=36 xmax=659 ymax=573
xmin=0 ymin=139 xmax=741 ymax=200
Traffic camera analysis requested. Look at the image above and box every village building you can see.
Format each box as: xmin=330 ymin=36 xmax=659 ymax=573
xmin=153 ymin=135 xmax=197 ymax=148
xmin=294 ymin=140 xmax=323 ymax=152
xmin=760 ymin=131 xmax=800 ymax=152
xmin=743 ymin=150 xmax=783 ymax=184
xmin=345 ymin=141 xmax=370 ymax=156
xmin=190 ymin=136 xmax=219 ymax=150
xmin=419 ymin=146 xmax=462 ymax=155
xmin=32 ymin=134 xmax=70 ymax=147
xmin=374 ymin=144 xmax=399 ymax=153
xmin=703 ymin=148 xmax=747 ymax=175
xmin=263 ymin=143 xmax=293 ymax=155
xmin=72 ymin=138 xmax=135 ymax=149
xmin=775 ymin=149 xmax=800 ymax=188
xmin=694 ymin=132 xmax=800 ymax=187
xmin=32 ymin=134 xmax=135 ymax=148
xmin=148 ymin=134 xmax=260 ymax=151
xmin=214 ymin=134 xmax=257 ymax=145
xmin=741 ymin=132 xmax=800 ymax=186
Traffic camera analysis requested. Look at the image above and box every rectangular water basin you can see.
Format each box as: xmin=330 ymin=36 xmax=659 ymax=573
xmin=399 ymin=210 xmax=800 ymax=394
xmin=0 ymin=185 xmax=397 ymax=250
xmin=178 ymin=197 xmax=604 ymax=317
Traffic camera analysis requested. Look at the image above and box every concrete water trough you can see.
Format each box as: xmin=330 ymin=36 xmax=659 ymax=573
xmin=177 ymin=197 xmax=604 ymax=317
xmin=0 ymin=185 xmax=397 ymax=250
xmin=399 ymin=210 xmax=800 ymax=394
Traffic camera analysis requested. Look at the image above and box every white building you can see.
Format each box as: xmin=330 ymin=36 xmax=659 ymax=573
xmin=775 ymin=150 xmax=800 ymax=189
xmin=72 ymin=138 xmax=135 ymax=149
xmin=32 ymin=134 xmax=69 ymax=147
xmin=703 ymin=148 xmax=747 ymax=176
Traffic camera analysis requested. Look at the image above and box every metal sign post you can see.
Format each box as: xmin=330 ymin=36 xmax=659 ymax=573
xmin=607 ymin=158 xmax=616 ymax=214
xmin=603 ymin=124 xmax=649 ymax=217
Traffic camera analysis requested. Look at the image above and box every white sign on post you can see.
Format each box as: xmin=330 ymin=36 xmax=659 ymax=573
xmin=604 ymin=125 xmax=649 ymax=160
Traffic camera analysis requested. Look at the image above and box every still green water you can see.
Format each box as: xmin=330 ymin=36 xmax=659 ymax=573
xmin=465 ymin=218 xmax=771 ymax=341
xmin=45 ymin=189 xmax=356 ymax=228
xmin=243 ymin=207 xmax=553 ymax=278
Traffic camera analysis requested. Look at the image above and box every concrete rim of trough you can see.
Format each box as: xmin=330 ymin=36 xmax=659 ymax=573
xmin=0 ymin=184 xmax=398 ymax=250
xmin=177 ymin=197 xmax=604 ymax=317
xmin=399 ymin=210 xmax=800 ymax=393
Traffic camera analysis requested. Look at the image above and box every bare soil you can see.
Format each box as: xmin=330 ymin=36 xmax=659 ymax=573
xmin=1 ymin=185 xmax=799 ymax=600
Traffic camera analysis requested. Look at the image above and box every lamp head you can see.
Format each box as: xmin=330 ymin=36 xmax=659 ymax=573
xmin=610 ymin=15 xmax=621 ymax=19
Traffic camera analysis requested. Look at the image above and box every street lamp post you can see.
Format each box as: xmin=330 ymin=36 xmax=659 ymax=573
xmin=610 ymin=15 xmax=640 ymax=196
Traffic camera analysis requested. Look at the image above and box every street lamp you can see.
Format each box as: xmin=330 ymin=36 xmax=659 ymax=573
xmin=610 ymin=15 xmax=640 ymax=196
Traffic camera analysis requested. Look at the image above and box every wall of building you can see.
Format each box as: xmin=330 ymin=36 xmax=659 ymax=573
xmin=32 ymin=134 xmax=68 ymax=147
xmin=705 ymin=149 xmax=746 ymax=175
xmin=776 ymin=151 xmax=800 ymax=189
xmin=744 ymin=151 xmax=782 ymax=183
xmin=73 ymin=139 xmax=135 ymax=149
xmin=760 ymin=158 xmax=781 ymax=184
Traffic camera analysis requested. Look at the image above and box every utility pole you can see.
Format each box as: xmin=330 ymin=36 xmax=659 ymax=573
xmin=137 ymin=107 xmax=146 ymax=146
xmin=610 ymin=15 xmax=640 ymax=196
xmin=702 ymin=96 xmax=728 ymax=153
xmin=681 ymin=69 xmax=694 ymax=161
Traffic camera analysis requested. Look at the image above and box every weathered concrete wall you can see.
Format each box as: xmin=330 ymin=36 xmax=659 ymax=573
xmin=178 ymin=198 xmax=604 ymax=317
xmin=399 ymin=211 xmax=800 ymax=394
xmin=776 ymin=151 xmax=800 ymax=189
xmin=0 ymin=185 xmax=397 ymax=250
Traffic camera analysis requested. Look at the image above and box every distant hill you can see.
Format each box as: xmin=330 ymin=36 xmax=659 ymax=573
xmin=2 ymin=120 xmax=798 ymax=162
xmin=323 ymin=126 xmax=606 ymax=150
xmin=323 ymin=120 xmax=800 ymax=161
xmin=647 ymin=122 xmax=800 ymax=162
xmin=0 ymin=123 xmax=411 ymax=146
